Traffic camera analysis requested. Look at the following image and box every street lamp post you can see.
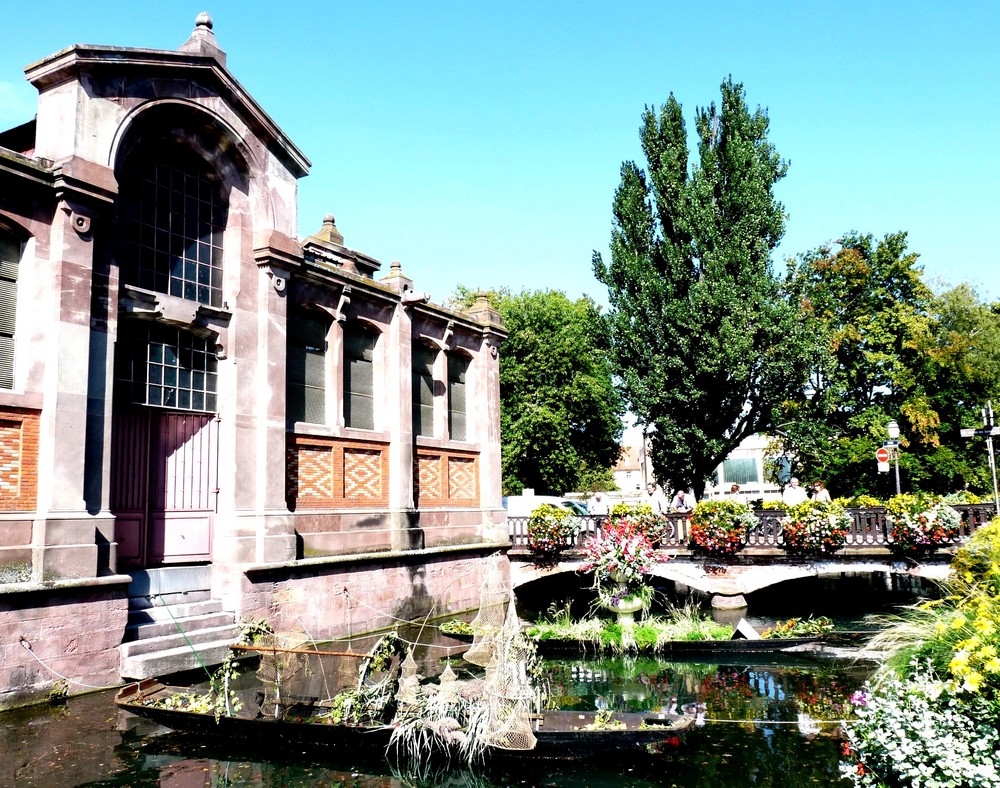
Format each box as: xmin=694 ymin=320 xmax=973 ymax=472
xmin=887 ymin=420 xmax=901 ymax=495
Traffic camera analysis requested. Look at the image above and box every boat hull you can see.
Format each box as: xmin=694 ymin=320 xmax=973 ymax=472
xmin=115 ymin=680 xmax=693 ymax=761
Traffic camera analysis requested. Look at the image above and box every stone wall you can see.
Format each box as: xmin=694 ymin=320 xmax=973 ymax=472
xmin=0 ymin=580 xmax=128 ymax=710
xmin=240 ymin=548 xmax=508 ymax=643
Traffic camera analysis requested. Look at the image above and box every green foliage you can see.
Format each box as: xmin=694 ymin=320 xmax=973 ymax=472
xmin=780 ymin=501 xmax=850 ymax=557
xmin=688 ymin=499 xmax=757 ymax=558
xmin=526 ymin=503 xmax=580 ymax=558
xmin=452 ymin=288 xmax=624 ymax=496
xmin=593 ymin=79 xmax=811 ymax=498
xmin=778 ymin=238 xmax=1000 ymax=497
xmin=760 ymin=616 xmax=834 ymax=639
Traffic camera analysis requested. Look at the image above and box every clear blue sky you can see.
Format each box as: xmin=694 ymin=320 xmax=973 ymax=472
xmin=1 ymin=1 xmax=997 ymax=306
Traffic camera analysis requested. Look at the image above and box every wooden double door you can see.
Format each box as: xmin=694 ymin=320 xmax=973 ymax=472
xmin=111 ymin=408 xmax=219 ymax=567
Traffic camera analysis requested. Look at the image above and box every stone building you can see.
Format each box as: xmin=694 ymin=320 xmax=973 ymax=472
xmin=0 ymin=15 xmax=508 ymax=708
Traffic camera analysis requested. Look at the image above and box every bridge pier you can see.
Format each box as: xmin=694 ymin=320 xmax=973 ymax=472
xmin=711 ymin=593 xmax=747 ymax=610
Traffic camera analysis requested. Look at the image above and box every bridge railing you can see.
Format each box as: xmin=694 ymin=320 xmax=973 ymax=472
xmin=507 ymin=503 xmax=996 ymax=551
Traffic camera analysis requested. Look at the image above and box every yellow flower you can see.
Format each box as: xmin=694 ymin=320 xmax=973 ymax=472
xmin=982 ymin=656 xmax=1000 ymax=674
xmin=950 ymin=650 xmax=970 ymax=675
xmin=963 ymin=672 xmax=984 ymax=692
xmin=951 ymin=613 xmax=968 ymax=630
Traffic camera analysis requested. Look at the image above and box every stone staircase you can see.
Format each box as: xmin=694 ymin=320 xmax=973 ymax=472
xmin=120 ymin=566 xmax=240 ymax=680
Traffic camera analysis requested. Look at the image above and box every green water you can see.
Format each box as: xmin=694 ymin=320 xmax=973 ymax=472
xmin=1 ymin=649 xmax=871 ymax=787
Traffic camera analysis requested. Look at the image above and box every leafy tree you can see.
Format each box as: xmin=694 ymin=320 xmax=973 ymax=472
xmin=450 ymin=287 xmax=624 ymax=495
xmin=777 ymin=233 xmax=1000 ymax=495
xmin=593 ymin=78 xmax=811 ymax=498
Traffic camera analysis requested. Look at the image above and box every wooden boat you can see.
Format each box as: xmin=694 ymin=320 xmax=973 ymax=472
xmin=115 ymin=679 xmax=694 ymax=761
xmin=529 ymin=636 xmax=822 ymax=656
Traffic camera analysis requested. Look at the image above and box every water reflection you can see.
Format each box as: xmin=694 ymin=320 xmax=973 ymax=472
xmin=1 ymin=647 xmax=869 ymax=787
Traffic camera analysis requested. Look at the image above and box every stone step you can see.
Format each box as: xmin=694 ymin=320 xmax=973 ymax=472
xmin=127 ymin=598 xmax=223 ymax=624
xmin=128 ymin=590 xmax=213 ymax=611
xmin=120 ymin=636 xmax=240 ymax=681
xmin=124 ymin=611 xmax=236 ymax=642
xmin=119 ymin=623 xmax=240 ymax=659
xmin=126 ymin=565 xmax=213 ymax=598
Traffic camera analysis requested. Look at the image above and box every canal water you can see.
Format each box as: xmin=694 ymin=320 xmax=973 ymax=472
xmin=1 ymin=642 xmax=872 ymax=787
xmin=3 ymin=571 xmax=921 ymax=786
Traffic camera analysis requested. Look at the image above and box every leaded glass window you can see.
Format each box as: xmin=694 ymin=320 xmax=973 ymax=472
xmin=412 ymin=343 xmax=436 ymax=437
xmin=287 ymin=311 xmax=328 ymax=424
xmin=448 ymin=354 xmax=468 ymax=441
xmin=344 ymin=324 xmax=376 ymax=430
xmin=120 ymin=144 xmax=225 ymax=306
xmin=116 ymin=323 xmax=218 ymax=412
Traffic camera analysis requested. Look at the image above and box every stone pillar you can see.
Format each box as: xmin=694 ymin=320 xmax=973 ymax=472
xmin=379 ymin=262 xmax=419 ymax=551
xmin=464 ymin=293 xmax=507 ymax=542
xmin=33 ymin=158 xmax=117 ymax=581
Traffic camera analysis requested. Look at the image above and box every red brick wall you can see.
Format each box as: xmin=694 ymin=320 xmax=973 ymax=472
xmin=287 ymin=434 xmax=390 ymax=509
xmin=414 ymin=449 xmax=479 ymax=507
xmin=0 ymin=408 xmax=39 ymax=512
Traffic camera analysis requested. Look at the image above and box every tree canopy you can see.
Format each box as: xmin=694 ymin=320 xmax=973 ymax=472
xmin=776 ymin=234 xmax=1000 ymax=496
xmin=593 ymin=78 xmax=811 ymax=498
xmin=450 ymin=287 xmax=624 ymax=495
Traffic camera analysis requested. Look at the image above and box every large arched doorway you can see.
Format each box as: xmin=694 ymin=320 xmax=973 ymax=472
xmin=111 ymin=136 xmax=226 ymax=567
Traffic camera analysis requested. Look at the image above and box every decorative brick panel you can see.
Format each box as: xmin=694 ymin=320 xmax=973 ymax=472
xmin=0 ymin=408 xmax=39 ymax=512
xmin=415 ymin=449 xmax=479 ymax=507
xmin=287 ymin=434 xmax=389 ymax=509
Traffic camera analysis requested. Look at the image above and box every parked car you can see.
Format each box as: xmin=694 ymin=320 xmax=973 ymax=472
xmin=502 ymin=495 xmax=589 ymax=518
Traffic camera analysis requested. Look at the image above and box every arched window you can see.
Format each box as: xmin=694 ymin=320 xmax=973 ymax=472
xmin=0 ymin=230 xmax=20 ymax=389
xmin=287 ymin=310 xmax=328 ymax=424
xmin=447 ymin=354 xmax=469 ymax=441
xmin=119 ymin=143 xmax=225 ymax=307
xmin=115 ymin=323 xmax=218 ymax=412
xmin=343 ymin=323 xmax=377 ymax=430
xmin=412 ymin=342 xmax=437 ymax=437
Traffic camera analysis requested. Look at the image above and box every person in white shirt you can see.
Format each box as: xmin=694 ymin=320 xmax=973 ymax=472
xmin=588 ymin=491 xmax=610 ymax=516
xmin=643 ymin=483 xmax=667 ymax=514
xmin=782 ymin=477 xmax=808 ymax=507
xmin=670 ymin=490 xmax=695 ymax=514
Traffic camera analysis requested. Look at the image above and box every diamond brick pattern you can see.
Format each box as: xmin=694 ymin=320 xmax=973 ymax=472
xmin=0 ymin=421 xmax=20 ymax=496
xmin=0 ymin=409 xmax=38 ymax=511
xmin=296 ymin=445 xmax=334 ymax=503
xmin=448 ymin=456 xmax=477 ymax=501
xmin=416 ymin=455 xmax=442 ymax=505
xmin=344 ymin=448 xmax=382 ymax=500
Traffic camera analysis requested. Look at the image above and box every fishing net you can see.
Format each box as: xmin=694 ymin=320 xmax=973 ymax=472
xmin=463 ymin=555 xmax=508 ymax=667
xmin=395 ymin=648 xmax=422 ymax=706
xmin=254 ymin=631 xmax=309 ymax=718
xmin=478 ymin=591 xmax=537 ymax=751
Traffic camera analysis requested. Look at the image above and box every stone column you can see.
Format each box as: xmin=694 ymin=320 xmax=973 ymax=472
xmin=34 ymin=158 xmax=117 ymax=580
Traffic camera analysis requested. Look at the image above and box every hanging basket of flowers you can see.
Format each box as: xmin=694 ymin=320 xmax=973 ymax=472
xmin=689 ymin=500 xmax=758 ymax=558
xmin=780 ymin=501 xmax=850 ymax=556
xmin=885 ymin=493 xmax=962 ymax=556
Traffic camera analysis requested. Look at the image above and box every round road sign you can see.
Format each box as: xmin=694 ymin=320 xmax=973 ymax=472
xmin=875 ymin=447 xmax=891 ymax=463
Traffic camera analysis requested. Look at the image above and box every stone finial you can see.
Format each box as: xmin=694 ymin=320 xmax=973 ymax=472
xmin=179 ymin=11 xmax=227 ymax=65
xmin=464 ymin=290 xmax=505 ymax=329
xmin=380 ymin=259 xmax=415 ymax=295
xmin=314 ymin=214 xmax=345 ymax=247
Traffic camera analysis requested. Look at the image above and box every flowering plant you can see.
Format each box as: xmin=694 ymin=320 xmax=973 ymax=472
xmin=688 ymin=500 xmax=757 ymax=558
xmin=885 ymin=493 xmax=961 ymax=556
xmin=527 ymin=504 xmax=580 ymax=559
xmin=579 ymin=519 xmax=656 ymax=593
xmin=781 ymin=501 xmax=850 ymax=556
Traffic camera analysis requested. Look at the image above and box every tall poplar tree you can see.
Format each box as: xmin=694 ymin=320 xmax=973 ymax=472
xmin=593 ymin=79 xmax=810 ymax=497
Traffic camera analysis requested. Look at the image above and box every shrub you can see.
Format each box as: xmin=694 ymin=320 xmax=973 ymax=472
xmin=759 ymin=499 xmax=784 ymax=510
xmin=885 ymin=493 xmax=961 ymax=556
xmin=527 ymin=503 xmax=580 ymax=558
xmin=842 ymin=663 xmax=1000 ymax=787
xmin=689 ymin=499 xmax=757 ymax=558
xmin=781 ymin=501 xmax=850 ymax=556
xmin=844 ymin=494 xmax=882 ymax=508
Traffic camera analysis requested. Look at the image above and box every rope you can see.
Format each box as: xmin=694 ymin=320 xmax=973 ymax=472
xmin=701 ymin=716 xmax=851 ymax=726
xmin=150 ymin=593 xmax=213 ymax=680
xmin=17 ymin=638 xmax=117 ymax=690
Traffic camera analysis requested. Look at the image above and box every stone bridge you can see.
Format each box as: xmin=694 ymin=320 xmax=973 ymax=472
xmin=508 ymin=550 xmax=955 ymax=609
